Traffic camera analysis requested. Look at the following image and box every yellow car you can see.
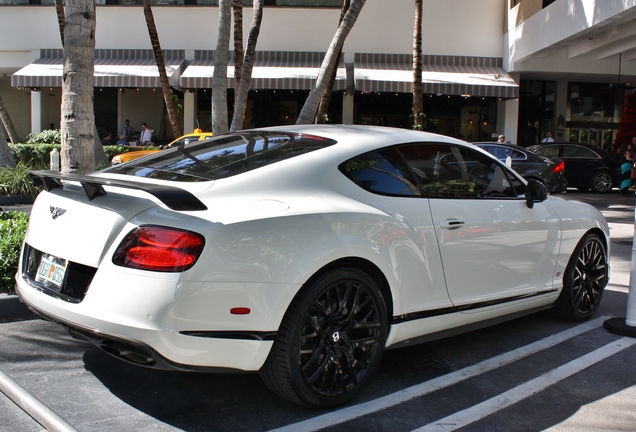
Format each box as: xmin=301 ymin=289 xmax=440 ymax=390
xmin=111 ymin=130 xmax=213 ymax=165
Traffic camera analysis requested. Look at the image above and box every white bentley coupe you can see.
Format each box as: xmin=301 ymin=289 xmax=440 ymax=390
xmin=16 ymin=125 xmax=609 ymax=407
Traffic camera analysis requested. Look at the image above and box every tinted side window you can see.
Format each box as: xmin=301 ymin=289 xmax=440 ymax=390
xmin=563 ymin=145 xmax=595 ymax=158
xmin=535 ymin=145 xmax=559 ymax=158
xmin=398 ymin=144 xmax=521 ymax=198
xmin=341 ymin=148 xmax=420 ymax=196
xmin=511 ymin=149 xmax=527 ymax=160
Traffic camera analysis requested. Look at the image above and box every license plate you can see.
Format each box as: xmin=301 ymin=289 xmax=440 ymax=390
xmin=36 ymin=255 xmax=67 ymax=292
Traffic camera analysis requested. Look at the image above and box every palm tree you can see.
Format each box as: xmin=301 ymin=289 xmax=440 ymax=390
xmin=55 ymin=0 xmax=65 ymax=46
xmin=233 ymin=0 xmax=244 ymax=106
xmin=296 ymin=0 xmax=366 ymax=125
xmin=55 ymin=0 xmax=108 ymax=170
xmin=230 ymin=0 xmax=263 ymax=132
xmin=212 ymin=0 xmax=232 ymax=135
xmin=412 ymin=0 xmax=424 ymax=130
xmin=60 ymin=0 xmax=96 ymax=175
xmin=0 ymin=123 xmax=16 ymax=168
xmin=143 ymin=0 xmax=182 ymax=139
xmin=316 ymin=0 xmax=349 ymax=124
xmin=0 ymin=93 xmax=20 ymax=145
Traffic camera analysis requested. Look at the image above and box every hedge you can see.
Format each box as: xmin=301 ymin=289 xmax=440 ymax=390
xmin=8 ymin=143 xmax=158 ymax=168
xmin=0 ymin=211 xmax=29 ymax=294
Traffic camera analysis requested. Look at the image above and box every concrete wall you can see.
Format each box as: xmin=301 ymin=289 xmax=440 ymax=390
xmin=0 ymin=0 xmax=506 ymax=70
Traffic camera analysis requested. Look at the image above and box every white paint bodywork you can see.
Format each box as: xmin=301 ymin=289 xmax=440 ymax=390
xmin=15 ymin=125 xmax=610 ymax=371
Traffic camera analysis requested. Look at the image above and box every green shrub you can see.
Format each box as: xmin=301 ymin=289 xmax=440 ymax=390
xmin=9 ymin=144 xmax=158 ymax=168
xmin=26 ymin=129 xmax=61 ymax=144
xmin=0 ymin=162 xmax=42 ymax=198
xmin=0 ymin=211 xmax=29 ymax=294
xmin=9 ymin=143 xmax=60 ymax=167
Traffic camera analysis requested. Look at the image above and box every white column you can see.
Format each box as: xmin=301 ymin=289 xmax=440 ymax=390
xmin=342 ymin=92 xmax=354 ymax=124
xmin=30 ymin=90 xmax=43 ymax=134
xmin=503 ymin=98 xmax=518 ymax=144
xmin=184 ymin=90 xmax=196 ymax=133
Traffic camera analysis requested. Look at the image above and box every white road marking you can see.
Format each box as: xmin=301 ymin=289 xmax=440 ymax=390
xmin=413 ymin=337 xmax=636 ymax=431
xmin=269 ymin=316 xmax=609 ymax=432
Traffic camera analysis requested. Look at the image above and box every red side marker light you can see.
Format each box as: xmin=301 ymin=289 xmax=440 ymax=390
xmin=230 ymin=307 xmax=251 ymax=315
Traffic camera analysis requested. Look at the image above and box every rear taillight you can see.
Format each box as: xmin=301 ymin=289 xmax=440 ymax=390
xmin=552 ymin=161 xmax=565 ymax=173
xmin=113 ymin=226 xmax=205 ymax=272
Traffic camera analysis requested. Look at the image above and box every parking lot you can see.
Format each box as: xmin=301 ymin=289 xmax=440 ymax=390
xmin=2 ymin=190 xmax=636 ymax=432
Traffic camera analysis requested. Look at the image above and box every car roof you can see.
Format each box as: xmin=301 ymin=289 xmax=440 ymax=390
xmin=240 ymin=124 xmax=471 ymax=157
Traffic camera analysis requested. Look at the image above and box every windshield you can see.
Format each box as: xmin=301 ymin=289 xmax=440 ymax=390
xmin=104 ymin=131 xmax=336 ymax=182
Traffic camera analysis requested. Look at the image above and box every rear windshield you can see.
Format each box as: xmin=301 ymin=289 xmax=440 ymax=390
xmin=105 ymin=131 xmax=336 ymax=182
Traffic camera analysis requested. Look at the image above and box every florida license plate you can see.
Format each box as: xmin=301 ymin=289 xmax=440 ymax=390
xmin=35 ymin=255 xmax=67 ymax=292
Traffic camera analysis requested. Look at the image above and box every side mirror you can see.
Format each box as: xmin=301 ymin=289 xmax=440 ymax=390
xmin=526 ymin=180 xmax=548 ymax=208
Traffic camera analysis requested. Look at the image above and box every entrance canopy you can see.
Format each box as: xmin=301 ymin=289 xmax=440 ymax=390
xmin=11 ymin=49 xmax=185 ymax=89
xmin=354 ymin=53 xmax=519 ymax=98
xmin=180 ymin=50 xmax=346 ymax=91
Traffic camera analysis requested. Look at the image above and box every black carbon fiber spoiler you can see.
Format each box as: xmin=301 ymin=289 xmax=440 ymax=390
xmin=29 ymin=170 xmax=208 ymax=211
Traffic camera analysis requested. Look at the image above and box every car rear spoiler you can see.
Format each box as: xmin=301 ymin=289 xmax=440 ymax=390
xmin=29 ymin=170 xmax=208 ymax=211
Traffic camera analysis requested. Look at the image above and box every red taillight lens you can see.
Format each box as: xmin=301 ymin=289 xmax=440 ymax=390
xmin=113 ymin=226 xmax=205 ymax=272
xmin=552 ymin=161 xmax=565 ymax=173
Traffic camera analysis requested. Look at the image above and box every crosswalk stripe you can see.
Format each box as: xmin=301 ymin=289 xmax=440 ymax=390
xmin=269 ymin=316 xmax=610 ymax=432
xmin=413 ymin=337 xmax=636 ymax=431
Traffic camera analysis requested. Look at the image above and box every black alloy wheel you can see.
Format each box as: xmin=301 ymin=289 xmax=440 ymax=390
xmin=260 ymin=267 xmax=388 ymax=407
xmin=556 ymin=233 xmax=607 ymax=321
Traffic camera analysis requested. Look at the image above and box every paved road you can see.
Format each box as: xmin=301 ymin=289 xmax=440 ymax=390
xmin=1 ymin=190 xmax=636 ymax=431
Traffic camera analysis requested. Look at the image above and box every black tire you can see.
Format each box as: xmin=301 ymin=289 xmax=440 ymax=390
xmin=555 ymin=233 xmax=607 ymax=321
xmin=590 ymin=171 xmax=613 ymax=193
xmin=260 ymin=267 xmax=389 ymax=407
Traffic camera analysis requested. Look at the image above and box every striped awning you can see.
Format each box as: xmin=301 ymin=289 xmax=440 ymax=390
xmin=180 ymin=51 xmax=347 ymax=91
xmin=354 ymin=53 xmax=519 ymax=98
xmin=11 ymin=49 xmax=185 ymax=88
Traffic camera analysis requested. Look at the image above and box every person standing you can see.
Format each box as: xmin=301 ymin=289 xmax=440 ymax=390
xmin=498 ymin=135 xmax=505 ymax=143
xmin=118 ymin=119 xmax=134 ymax=144
xmin=617 ymin=141 xmax=634 ymax=195
xmin=139 ymin=123 xmax=152 ymax=146
xmin=541 ymin=131 xmax=554 ymax=143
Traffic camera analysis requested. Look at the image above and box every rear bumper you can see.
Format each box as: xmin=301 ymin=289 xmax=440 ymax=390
xmin=15 ymin=278 xmax=274 ymax=372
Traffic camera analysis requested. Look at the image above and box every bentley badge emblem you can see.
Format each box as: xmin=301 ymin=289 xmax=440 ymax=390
xmin=50 ymin=206 xmax=67 ymax=220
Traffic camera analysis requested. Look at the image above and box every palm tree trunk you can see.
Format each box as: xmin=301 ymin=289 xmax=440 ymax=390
xmin=233 ymin=0 xmax=244 ymax=106
xmin=316 ymin=0 xmax=349 ymax=124
xmin=0 ymin=93 xmax=21 ymax=144
xmin=60 ymin=0 xmax=96 ymax=175
xmin=212 ymin=0 xmax=231 ymax=135
xmin=0 ymin=121 xmax=16 ymax=168
xmin=55 ymin=0 xmax=65 ymax=46
xmin=412 ymin=0 xmax=424 ymax=130
xmin=230 ymin=0 xmax=263 ymax=132
xmin=143 ymin=0 xmax=182 ymax=139
xmin=297 ymin=0 xmax=366 ymax=125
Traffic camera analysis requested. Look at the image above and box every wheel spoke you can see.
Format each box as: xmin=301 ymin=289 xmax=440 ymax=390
xmin=298 ymin=274 xmax=385 ymax=397
xmin=568 ymin=238 xmax=607 ymax=315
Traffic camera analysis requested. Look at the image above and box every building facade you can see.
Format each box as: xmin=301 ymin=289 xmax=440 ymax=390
xmin=1 ymin=0 xmax=635 ymax=150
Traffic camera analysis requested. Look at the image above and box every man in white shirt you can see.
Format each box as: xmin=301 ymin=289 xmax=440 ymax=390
xmin=541 ymin=131 xmax=554 ymax=143
xmin=139 ymin=123 xmax=152 ymax=146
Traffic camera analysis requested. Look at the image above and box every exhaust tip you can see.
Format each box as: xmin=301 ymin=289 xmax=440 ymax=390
xmin=99 ymin=342 xmax=156 ymax=365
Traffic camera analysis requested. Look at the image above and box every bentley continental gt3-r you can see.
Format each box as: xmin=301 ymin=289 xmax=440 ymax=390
xmin=16 ymin=125 xmax=609 ymax=408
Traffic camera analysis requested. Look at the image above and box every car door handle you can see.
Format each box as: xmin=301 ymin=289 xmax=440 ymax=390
xmin=440 ymin=219 xmax=464 ymax=229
